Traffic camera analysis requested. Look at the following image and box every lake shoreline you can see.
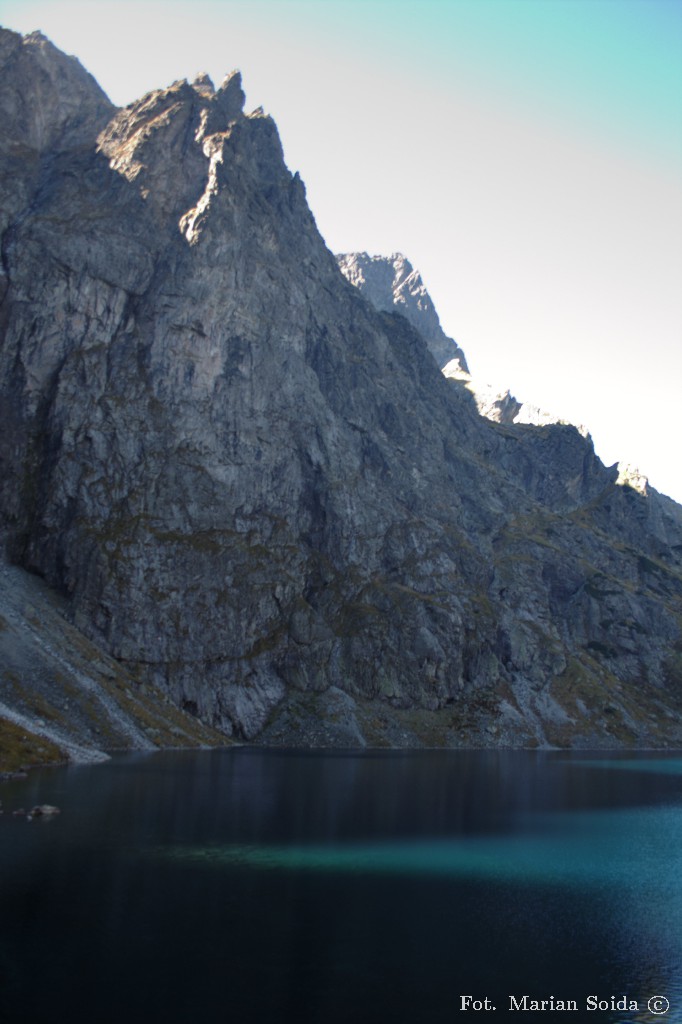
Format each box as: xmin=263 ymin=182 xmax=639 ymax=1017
xmin=5 ymin=731 xmax=682 ymax=778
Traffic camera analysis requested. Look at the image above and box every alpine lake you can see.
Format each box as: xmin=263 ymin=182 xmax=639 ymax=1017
xmin=1 ymin=747 xmax=682 ymax=1024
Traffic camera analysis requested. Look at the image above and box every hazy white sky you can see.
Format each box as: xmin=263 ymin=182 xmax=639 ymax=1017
xmin=2 ymin=0 xmax=681 ymax=501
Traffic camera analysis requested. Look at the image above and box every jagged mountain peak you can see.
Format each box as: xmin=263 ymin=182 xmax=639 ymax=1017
xmin=339 ymin=249 xmax=591 ymax=436
xmin=0 ymin=25 xmax=114 ymax=154
xmin=91 ymin=60 xmax=299 ymax=253
xmin=191 ymin=71 xmax=215 ymax=96
xmin=2 ymin=31 xmax=682 ymax=757
xmin=212 ymin=68 xmax=246 ymax=121
xmin=336 ymin=251 xmax=469 ymax=373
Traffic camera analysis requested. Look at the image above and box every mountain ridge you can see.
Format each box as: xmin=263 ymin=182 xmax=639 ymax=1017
xmin=336 ymin=251 xmax=593 ymax=434
xmin=2 ymin=27 xmax=682 ymax=762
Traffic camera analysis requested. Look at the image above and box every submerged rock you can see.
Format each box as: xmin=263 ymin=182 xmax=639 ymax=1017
xmin=28 ymin=804 xmax=61 ymax=817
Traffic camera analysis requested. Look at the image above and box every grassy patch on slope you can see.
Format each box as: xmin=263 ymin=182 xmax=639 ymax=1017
xmin=0 ymin=717 xmax=65 ymax=773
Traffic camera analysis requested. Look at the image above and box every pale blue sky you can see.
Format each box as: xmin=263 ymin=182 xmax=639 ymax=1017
xmin=1 ymin=0 xmax=681 ymax=500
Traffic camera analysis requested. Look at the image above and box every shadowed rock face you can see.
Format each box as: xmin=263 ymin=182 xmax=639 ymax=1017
xmin=2 ymin=27 xmax=682 ymax=749
xmin=336 ymin=251 xmax=587 ymax=432
xmin=336 ymin=251 xmax=469 ymax=373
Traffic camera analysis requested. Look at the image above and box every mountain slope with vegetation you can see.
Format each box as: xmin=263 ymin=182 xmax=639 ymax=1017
xmin=1 ymin=28 xmax=682 ymax=760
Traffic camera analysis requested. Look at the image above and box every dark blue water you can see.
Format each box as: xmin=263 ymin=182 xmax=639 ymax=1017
xmin=1 ymin=748 xmax=682 ymax=1024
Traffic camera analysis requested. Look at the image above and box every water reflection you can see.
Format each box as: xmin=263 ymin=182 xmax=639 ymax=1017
xmin=2 ymin=749 xmax=682 ymax=1024
xmin=161 ymin=801 xmax=682 ymax=891
xmin=159 ymin=798 xmax=682 ymax=1003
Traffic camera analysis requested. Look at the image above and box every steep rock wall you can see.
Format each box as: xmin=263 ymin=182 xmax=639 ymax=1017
xmin=2 ymin=28 xmax=682 ymax=747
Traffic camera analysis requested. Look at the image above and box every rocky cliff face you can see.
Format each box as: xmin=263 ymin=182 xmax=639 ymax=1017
xmin=2 ymin=28 xmax=682 ymax=752
xmin=336 ymin=251 xmax=583 ymax=430
xmin=0 ymin=559 xmax=223 ymax=769
xmin=336 ymin=251 xmax=469 ymax=373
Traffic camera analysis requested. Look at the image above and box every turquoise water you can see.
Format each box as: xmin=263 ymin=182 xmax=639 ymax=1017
xmin=1 ymin=749 xmax=682 ymax=1023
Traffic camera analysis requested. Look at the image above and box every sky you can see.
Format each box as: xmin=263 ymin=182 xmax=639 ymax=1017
xmin=1 ymin=0 xmax=681 ymax=501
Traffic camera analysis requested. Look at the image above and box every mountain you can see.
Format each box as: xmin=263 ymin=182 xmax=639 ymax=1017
xmin=336 ymin=252 xmax=586 ymax=430
xmin=336 ymin=252 xmax=469 ymax=373
xmin=0 ymin=559 xmax=222 ymax=769
xmin=2 ymin=28 xmax=682 ymax=762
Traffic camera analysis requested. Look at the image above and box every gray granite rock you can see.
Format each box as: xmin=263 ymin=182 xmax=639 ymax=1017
xmin=336 ymin=252 xmax=585 ymax=431
xmin=2 ymin=28 xmax=682 ymax=749
xmin=336 ymin=251 xmax=469 ymax=372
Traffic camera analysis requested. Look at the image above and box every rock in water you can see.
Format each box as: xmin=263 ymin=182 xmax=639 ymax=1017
xmin=2 ymin=27 xmax=682 ymax=748
xmin=29 ymin=805 xmax=60 ymax=817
